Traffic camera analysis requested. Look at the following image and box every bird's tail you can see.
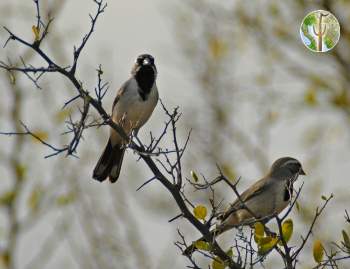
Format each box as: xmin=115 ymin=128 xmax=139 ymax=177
xmin=93 ymin=139 xmax=125 ymax=183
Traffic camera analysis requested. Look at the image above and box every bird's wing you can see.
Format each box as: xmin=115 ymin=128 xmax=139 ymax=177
xmin=111 ymin=80 xmax=130 ymax=111
xmin=219 ymin=177 xmax=270 ymax=221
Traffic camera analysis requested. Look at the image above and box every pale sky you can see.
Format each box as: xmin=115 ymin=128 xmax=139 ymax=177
xmin=0 ymin=1 xmax=349 ymax=269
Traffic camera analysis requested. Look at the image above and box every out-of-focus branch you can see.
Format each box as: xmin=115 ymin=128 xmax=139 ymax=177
xmin=5 ymin=75 xmax=26 ymax=269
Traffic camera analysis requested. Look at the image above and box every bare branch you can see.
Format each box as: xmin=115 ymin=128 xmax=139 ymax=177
xmin=70 ymin=0 xmax=107 ymax=74
xmin=292 ymin=194 xmax=334 ymax=261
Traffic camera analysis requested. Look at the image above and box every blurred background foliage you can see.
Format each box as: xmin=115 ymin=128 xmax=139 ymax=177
xmin=0 ymin=0 xmax=349 ymax=268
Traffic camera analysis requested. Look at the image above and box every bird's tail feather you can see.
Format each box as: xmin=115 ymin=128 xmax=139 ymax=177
xmin=108 ymin=146 xmax=125 ymax=183
xmin=93 ymin=139 xmax=125 ymax=183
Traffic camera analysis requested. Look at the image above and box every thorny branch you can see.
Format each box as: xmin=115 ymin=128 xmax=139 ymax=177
xmin=0 ymin=1 xmax=241 ymax=268
xmin=1 ymin=1 xmax=349 ymax=269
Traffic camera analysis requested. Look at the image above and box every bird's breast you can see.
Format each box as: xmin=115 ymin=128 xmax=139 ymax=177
xmin=112 ymin=80 xmax=158 ymax=135
xmin=244 ymin=180 xmax=289 ymax=218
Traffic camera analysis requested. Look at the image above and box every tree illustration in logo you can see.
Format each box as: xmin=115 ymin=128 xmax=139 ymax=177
xmin=300 ymin=10 xmax=340 ymax=52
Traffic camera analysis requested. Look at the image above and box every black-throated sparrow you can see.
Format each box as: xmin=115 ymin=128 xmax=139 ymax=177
xmin=93 ymin=54 xmax=159 ymax=183
xmin=184 ymin=157 xmax=306 ymax=254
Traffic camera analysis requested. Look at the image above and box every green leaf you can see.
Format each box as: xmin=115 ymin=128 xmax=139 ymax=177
xmin=226 ymin=248 xmax=233 ymax=257
xmin=194 ymin=240 xmax=211 ymax=251
xmin=325 ymin=36 xmax=334 ymax=49
xmin=309 ymin=40 xmax=317 ymax=51
xmin=281 ymin=219 xmax=293 ymax=243
xmin=212 ymin=257 xmax=225 ymax=269
xmin=254 ymin=222 xmax=265 ymax=243
xmin=258 ymin=236 xmax=279 ymax=254
xmin=304 ymin=14 xmax=317 ymax=26
xmin=190 ymin=170 xmax=199 ymax=182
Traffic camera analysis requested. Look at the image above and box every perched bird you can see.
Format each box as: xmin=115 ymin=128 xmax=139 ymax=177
xmin=184 ymin=157 xmax=306 ymax=255
xmin=93 ymin=54 xmax=159 ymax=183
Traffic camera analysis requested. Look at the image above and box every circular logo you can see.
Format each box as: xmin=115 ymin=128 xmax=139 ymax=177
xmin=300 ymin=10 xmax=340 ymax=52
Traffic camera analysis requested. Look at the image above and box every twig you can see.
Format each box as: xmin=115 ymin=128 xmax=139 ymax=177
xmin=292 ymin=194 xmax=334 ymax=261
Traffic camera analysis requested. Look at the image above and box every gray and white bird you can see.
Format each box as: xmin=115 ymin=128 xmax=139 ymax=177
xmin=184 ymin=157 xmax=306 ymax=254
xmin=93 ymin=54 xmax=159 ymax=183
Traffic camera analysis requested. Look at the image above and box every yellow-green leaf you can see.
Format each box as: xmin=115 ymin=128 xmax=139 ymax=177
xmin=226 ymin=248 xmax=233 ymax=257
xmin=254 ymin=222 xmax=265 ymax=243
xmin=193 ymin=205 xmax=207 ymax=220
xmin=304 ymin=88 xmax=317 ymax=106
xmin=8 ymin=72 xmax=16 ymax=85
xmin=190 ymin=170 xmax=199 ymax=182
xmin=56 ymin=192 xmax=76 ymax=206
xmin=255 ymin=74 xmax=269 ymax=86
xmin=281 ymin=219 xmax=293 ymax=243
xmin=0 ymin=191 xmax=15 ymax=206
xmin=321 ymin=195 xmax=327 ymax=201
xmin=32 ymin=25 xmax=40 ymax=41
xmin=267 ymin=111 xmax=279 ymax=123
xmin=0 ymin=251 xmax=10 ymax=267
xmin=258 ymin=236 xmax=278 ymax=254
xmin=194 ymin=240 xmax=210 ymax=251
xmin=342 ymin=230 xmax=350 ymax=251
xmin=55 ymin=109 xmax=71 ymax=123
xmin=332 ymin=90 xmax=349 ymax=108
xmin=221 ymin=164 xmax=236 ymax=181
xmin=27 ymin=186 xmax=43 ymax=212
xmin=15 ymin=164 xmax=27 ymax=179
xmin=209 ymin=37 xmax=228 ymax=59
xmin=212 ymin=257 xmax=225 ymax=269
xmin=31 ymin=130 xmax=49 ymax=143
xmin=313 ymin=240 xmax=324 ymax=263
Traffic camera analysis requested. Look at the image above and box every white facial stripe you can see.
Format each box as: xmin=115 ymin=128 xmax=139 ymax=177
xmin=281 ymin=160 xmax=299 ymax=167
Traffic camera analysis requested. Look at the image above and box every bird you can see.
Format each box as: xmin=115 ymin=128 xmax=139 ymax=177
xmin=184 ymin=157 xmax=306 ymax=255
xmin=93 ymin=54 xmax=159 ymax=183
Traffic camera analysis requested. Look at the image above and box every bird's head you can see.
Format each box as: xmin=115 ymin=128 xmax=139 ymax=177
xmin=132 ymin=54 xmax=157 ymax=77
xmin=131 ymin=54 xmax=157 ymax=94
xmin=269 ymin=157 xmax=306 ymax=179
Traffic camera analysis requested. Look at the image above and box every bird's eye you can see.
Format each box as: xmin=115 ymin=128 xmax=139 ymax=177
xmin=149 ymin=57 xmax=154 ymax=64
xmin=137 ymin=57 xmax=143 ymax=64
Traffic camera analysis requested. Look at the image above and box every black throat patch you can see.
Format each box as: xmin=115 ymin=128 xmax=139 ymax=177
xmin=135 ymin=66 xmax=155 ymax=101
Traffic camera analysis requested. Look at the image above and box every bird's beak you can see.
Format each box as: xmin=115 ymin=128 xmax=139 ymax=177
xmin=143 ymin=58 xmax=151 ymax=65
xmin=300 ymin=168 xmax=306 ymax=175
